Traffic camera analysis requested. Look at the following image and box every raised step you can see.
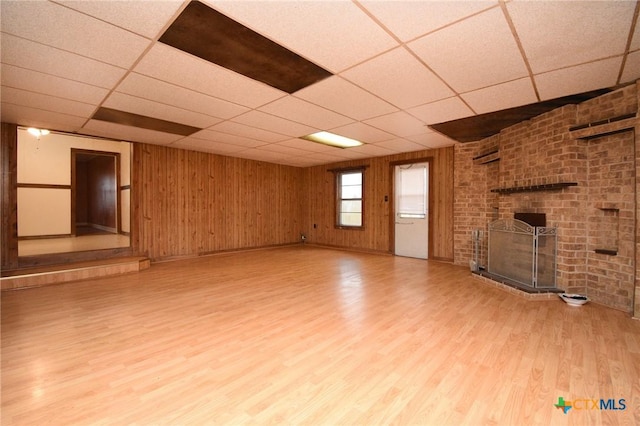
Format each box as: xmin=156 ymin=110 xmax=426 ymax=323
xmin=1 ymin=257 xmax=150 ymax=291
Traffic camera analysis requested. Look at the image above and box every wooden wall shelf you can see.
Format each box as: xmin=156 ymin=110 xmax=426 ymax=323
xmin=490 ymin=182 xmax=577 ymax=194
xmin=472 ymin=150 xmax=499 ymax=165
xmin=595 ymin=249 xmax=617 ymax=256
xmin=569 ymin=113 xmax=636 ymax=140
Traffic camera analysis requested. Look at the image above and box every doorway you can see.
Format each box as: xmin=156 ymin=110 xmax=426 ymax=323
xmin=71 ymin=149 xmax=120 ymax=237
xmin=393 ymin=161 xmax=429 ymax=259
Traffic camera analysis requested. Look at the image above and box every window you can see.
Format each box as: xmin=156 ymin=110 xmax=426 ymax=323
xmin=336 ymin=170 xmax=363 ymax=228
xmin=397 ymin=164 xmax=427 ymax=219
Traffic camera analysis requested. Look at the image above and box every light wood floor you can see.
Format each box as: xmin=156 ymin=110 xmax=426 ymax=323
xmin=2 ymin=246 xmax=639 ymax=425
xmin=18 ymin=234 xmax=130 ymax=256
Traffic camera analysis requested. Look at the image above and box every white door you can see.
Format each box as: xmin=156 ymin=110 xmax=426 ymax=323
xmin=394 ymin=162 xmax=429 ymax=259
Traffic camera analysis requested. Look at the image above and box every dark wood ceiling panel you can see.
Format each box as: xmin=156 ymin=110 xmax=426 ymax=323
xmin=159 ymin=1 xmax=333 ymax=94
xmin=92 ymin=107 xmax=201 ymax=136
xmin=430 ymin=88 xmax=611 ymax=142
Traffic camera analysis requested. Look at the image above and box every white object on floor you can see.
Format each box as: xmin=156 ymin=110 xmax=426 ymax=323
xmin=559 ymin=293 xmax=589 ymax=306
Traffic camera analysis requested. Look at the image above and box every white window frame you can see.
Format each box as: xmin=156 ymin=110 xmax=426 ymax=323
xmin=335 ymin=169 xmax=364 ymax=229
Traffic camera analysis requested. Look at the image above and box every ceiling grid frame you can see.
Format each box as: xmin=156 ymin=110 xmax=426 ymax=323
xmin=0 ymin=0 xmax=637 ymax=167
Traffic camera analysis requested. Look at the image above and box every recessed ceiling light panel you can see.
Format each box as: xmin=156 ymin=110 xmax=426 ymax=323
xmin=301 ymin=131 xmax=363 ymax=149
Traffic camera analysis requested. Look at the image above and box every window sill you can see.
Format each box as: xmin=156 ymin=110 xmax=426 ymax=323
xmin=335 ymin=226 xmax=365 ymax=231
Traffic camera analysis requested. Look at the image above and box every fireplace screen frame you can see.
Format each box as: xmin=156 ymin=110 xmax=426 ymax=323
xmin=487 ymin=219 xmax=557 ymax=289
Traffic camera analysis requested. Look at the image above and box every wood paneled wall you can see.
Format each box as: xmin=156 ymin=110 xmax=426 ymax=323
xmin=2 ymin=124 xmax=452 ymax=267
xmin=131 ymin=144 xmax=305 ymax=260
xmin=304 ymin=147 xmax=454 ymax=261
xmin=1 ymin=123 xmax=18 ymax=269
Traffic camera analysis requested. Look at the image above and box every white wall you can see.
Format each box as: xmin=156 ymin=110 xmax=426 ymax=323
xmin=18 ymin=188 xmax=71 ymax=236
xmin=17 ymin=128 xmax=131 ymax=237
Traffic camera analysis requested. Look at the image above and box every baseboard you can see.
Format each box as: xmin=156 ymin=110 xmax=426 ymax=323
xmin=18 ymin=234 xmax=71 ymax=240
xmin=150 ymin=242 xmax=302 ymax=264
xmin=304 ymin=243 xmax=392 ymax=256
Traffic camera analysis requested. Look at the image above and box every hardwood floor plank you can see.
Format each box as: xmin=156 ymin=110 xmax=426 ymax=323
xmin=2 ymin=246 xmax=639 ymax=425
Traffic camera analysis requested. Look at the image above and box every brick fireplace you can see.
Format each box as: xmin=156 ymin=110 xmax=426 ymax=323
xmin=454 ymin=82 xmax=640 ymax=317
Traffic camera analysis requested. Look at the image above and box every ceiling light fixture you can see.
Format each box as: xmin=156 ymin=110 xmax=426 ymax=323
xmin=301 ymin=131 xmax=363 ymax=149
xmin=27 ymin=128 xmax=50 ymax=139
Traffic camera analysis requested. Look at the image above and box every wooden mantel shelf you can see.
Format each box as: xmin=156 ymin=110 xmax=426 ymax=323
xmin=490 ymin=182 xmax=578 ymax=194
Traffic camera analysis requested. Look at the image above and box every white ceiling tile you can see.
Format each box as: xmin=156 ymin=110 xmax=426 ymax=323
xmin=134 ymin=43 xmax=286 ymax=108
xmin=189 ymin=129 xmax=265 ymax=149
xmin=280 ymin=155 xmax=327 ymax=167
xmin=621 ymin=50 xmax=640 ymax=84
xmin=631 ymin=14 xmax=640 ymax=51
xmin=58 ymin=0 xmax=185 ymax=39
xmin=208 ymin=121 xmax=289 ymax=143
xmin=374 ymin=139 xmax=426 ymax=153
xmin=294 ymin=76 xmax=398 ymax=121
xmin=1 ymin=64 xmax=109 ymax=104
xmin=256 ymin=143 xmax=314 ymax=157
xmin=82 ymin=120 xmax=182 ymax=145
xmin=0 ymin=102 xmax=86 ymax=132
xmin=409 ymin=8 xmax=528 ymax=93
xmin=231 ymin=111 xmax=318 ymax=138
xmin=1 ymin=34 xmax=126 ymax=89
xmin=425 ymin=138 xmax=457 ymax=149
xmin=507 ymin=1 xmax=635 ymax=74
xmin=329 ymin=151 xmax=365 ymax=162
xmin=360 ymin=1 xmax=497 ymax=42
xmin=103 ymin=92 xmax=222 ymax=129
xmin=303 ymin=151 xmax=354 ymax=164
xmin=234 ymin=148 xmax=291 ymax=164
xmin=347 ymin=143 xmax=397 ymax=158
xmin=258 ymin=96 xmax=354 ymax=129
xmin=328 ymin=122 xmax=395 ymax=144
xmin=276 ymin=158 xmax=319 ymax=168
xmin=363 ymin=111 xmax=428 ymax=137
xmin=341 ymin=47 xmax=453 ymax=109
xmin=1 ymin=87 xmax=96 ymax=118
xmin=0 ymin=0 xmax=151 ymax=68
xmin=170 ymin=137 xmax=247 ymax=155
xmin=117 ymin=73 xmax=249 ymax=120
xmin=407 ymin=97 xmax=474 ymax=125
xmin=461 ymin=78 xmax=538 ymax=115
xmin=207 ymin=0 xmax=398 ymax=73
xmin=535 ymin=57 xmax=623 ymax=101
xmin=405 ymin=130 xmax=437 ymax=146
xmin=322 ymin=147 xmax=371 ymax=160
xmin=408 ymin=132 xmax=457 ymax=149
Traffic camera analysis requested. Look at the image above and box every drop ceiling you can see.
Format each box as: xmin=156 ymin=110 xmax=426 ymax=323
xmin=1 ymin=0 xmax=638 ymax=167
